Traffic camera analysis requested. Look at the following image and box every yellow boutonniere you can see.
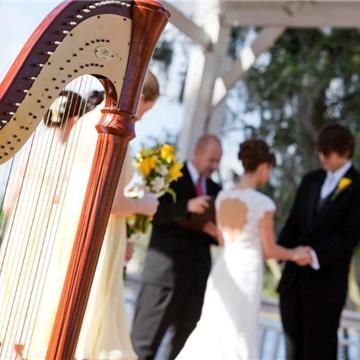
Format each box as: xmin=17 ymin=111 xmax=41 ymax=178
xmin=332 ymin=177 xmax=352 ymax=200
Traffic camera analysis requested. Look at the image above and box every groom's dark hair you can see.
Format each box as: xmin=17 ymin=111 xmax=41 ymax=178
xmin=316 ymin=124 xmax=355 ymax=158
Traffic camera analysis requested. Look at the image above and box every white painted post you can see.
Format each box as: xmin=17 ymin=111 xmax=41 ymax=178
xmin=177 ymin=2 xmax=230 ymax=159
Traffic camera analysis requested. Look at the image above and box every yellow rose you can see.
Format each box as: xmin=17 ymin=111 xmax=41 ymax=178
xmin=137 ymin=156 xmax=157 ymax=177
xmin=168 ymin=162 xmax=184 ymax=183
xmin=161 ymin=144 xmax=175 ymax=162
xmin=337 ymin=177 xmax=352 ymax=192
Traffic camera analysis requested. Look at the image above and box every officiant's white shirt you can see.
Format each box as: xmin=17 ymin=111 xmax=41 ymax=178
xmin=187 ymin=161 xmax=207 ymax=194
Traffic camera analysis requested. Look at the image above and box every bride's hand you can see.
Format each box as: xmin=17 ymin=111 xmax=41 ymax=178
xmin=125 ymin=241 xmax=134 ymax=262
xmin=292 ymin=246 xmax=312 ymax=266
xmin=141 ymin=193 xmax=159 ymax=216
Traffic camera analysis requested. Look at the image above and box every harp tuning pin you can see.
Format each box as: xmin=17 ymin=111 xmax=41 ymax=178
xmin=46 ymin=51 xmax=53 ymax=55
xmin=30 ymin=77 xmax=37 ymax=81
xmin=76 ymin=14 xmax=84 ymax=19
xmin=12 ymin=103 xmax=20 ymax=107
xmin=69 ymin=21 xmax=77 ymax=26
xmin=7 ymin=112 xmax=15 ymax=116
xmin=54 ymin=41 xmax=61 ymax=45
xmin=38 ymin=64 xmax=45 ymax=68
xmin=89 ymin=5 xmax=96 ymax=9
xmin=1 ymin=120 xmax=7 ymax=124
xmin=22 ymin=90 xmax=29 ymax=94
xmin=62 ymin=30 xmax=70 ymax=35
xmin=82 ymin=9 xmax=90 ymax=13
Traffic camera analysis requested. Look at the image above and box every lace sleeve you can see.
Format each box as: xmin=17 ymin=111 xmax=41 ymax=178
xmin=259 ymin=196 xmax=276 ymax=219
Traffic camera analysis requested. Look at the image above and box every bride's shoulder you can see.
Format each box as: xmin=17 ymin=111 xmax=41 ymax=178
xmin=216 ymin=187 xmax=242 ymax=201
xmin=253 ymin=191 xmax=276 ymax=213
xmin=216 ymin=189 xmax=275 ymax=214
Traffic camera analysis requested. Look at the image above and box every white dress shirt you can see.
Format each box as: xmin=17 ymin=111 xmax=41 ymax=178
xmin=187 ymin=161 xmax=207 ymax=194
xmin=311 ymin=160 xmax=352 ymax=271
xmin=320 ymin=160 xmax=352 ymax=199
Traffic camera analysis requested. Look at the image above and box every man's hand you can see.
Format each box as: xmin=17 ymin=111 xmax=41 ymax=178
xmin=292 ymin=246 xmax=312 ymax=266
xmin=187 ymin=195 xmax=210 ymax=214
xmin=125 ymin=242 xmax=134 ymax=263
xmin=202 ymin=221 xmax=218 ymax=239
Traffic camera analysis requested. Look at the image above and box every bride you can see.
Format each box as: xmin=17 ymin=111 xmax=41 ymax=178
xmin=176 ymin=139 xmax=311 ymax=360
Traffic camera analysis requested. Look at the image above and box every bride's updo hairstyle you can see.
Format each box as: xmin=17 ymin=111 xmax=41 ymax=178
xmin=238 ymin=139 xmax=276 ymax=172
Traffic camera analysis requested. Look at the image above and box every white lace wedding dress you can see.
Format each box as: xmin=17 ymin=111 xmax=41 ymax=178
xmin=176 ymin=188 xmax=275 ymax=360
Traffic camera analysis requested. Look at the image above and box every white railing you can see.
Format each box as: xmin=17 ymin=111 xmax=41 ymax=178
xmin=260 ymin=297 xmax=360 ymax=360
xmin=125 ymin=275 xmax=360 ymax=360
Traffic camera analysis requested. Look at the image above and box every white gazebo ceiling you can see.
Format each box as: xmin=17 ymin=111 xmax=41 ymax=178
xmin=166 ymin=0 xmax=360 ymax=157
xmin=220 ymin=1 xmax=360 ymax=28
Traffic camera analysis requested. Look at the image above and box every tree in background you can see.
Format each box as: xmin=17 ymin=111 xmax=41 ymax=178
xmin=227 ymin=28 xmax=360 ymax=301
xmin=149 ymin=25 xmax=360 ymax=303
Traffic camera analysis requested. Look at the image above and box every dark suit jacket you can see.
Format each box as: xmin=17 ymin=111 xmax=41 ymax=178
xmin=141 ymin=164 xmax=222 ymax=289
xmin=278 ymin=166 xmax=360 ymax=303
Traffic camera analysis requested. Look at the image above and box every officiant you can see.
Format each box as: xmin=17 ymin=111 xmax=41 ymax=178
xmin=131 ymin=134 xmax=222 ymax=360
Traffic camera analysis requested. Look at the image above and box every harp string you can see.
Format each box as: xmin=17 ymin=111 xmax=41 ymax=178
xmin=0 ymin=75 xmax=101 ymax=358
xmin=18 ymin=77 xmax=92 ymax=353
xmin=24 ymin=76 xmax=95 ymax=356
xmin=0 ymin=76 xmax=93 ymax=358
xmin=1 ymin=114 xmax=51 ymax=357
xmin=0 ymin=129 xmax=39 ymax=359
xmin=23 ymin=76 xmax=95 ymax=358
xmin=0 ymin=157 xmax=16 ymax=261
xmin=0 ymin=90 xmax=71 ymax=359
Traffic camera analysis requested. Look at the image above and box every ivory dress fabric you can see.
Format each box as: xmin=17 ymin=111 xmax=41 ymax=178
xmin=25 ymin=104 xmax=139 ymax=360
xmin=176 ymin=188 xmax=276 ymax=360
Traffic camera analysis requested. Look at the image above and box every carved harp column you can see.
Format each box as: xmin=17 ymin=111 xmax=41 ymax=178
xmin=0 ymin=1 xmax=169 ymax=359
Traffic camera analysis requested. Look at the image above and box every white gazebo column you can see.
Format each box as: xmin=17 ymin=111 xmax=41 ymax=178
xmin=205 ymin=101 xmax=226 ymax=136
xmin=177 ymin=2 xmax=230 ymax=159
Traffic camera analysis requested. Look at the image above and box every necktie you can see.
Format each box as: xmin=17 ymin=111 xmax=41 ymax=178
xmin=196 ymin=176 xmax=204 ymax=196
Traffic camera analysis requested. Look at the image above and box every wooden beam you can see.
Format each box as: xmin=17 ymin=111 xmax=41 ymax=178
xmin=163 ymin=1 xmax=213 ymax=50
xmin=221 ymin=1 xmax=360 ymax=28
xmin=211 ymin=26 xmax=285 ymax=110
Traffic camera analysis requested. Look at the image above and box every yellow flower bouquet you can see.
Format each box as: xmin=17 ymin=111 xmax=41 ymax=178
xmin=125 ymin=144 xmax=183 ymax=241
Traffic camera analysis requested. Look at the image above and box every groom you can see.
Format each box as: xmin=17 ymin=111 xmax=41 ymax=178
xmin=131 ymin=134 xmax=222 ymax=360
xmin=278 ymin=124 xmax=360 ymax=360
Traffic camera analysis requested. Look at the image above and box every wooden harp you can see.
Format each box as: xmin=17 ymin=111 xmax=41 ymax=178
xmin=0 ymin=1 xmax=169 ymax=359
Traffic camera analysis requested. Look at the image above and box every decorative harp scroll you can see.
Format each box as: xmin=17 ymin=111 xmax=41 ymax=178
xmin=0 ymin=1 xmax=169 ymax=359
